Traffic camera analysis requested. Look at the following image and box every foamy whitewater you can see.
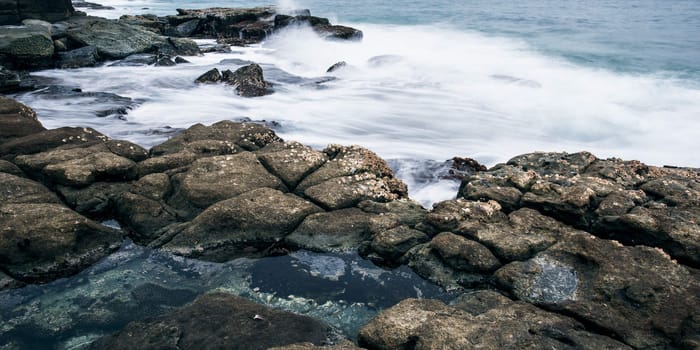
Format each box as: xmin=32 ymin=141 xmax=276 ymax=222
xmin=13 ymin=0 xmax=700 ymax=206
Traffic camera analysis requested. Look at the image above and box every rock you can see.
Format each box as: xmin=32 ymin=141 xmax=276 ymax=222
xmin=136 ymin=151 xmax=199 ymax=176
xmin=172 ymin=7 xmax=276 ymax=39
xmin=0 ymin=21 xmax=54 ymax=68
xmin=117 ymin=14 xmax=166 ymax=33
xmin=149 ymin=121 xmax=282 ymax=156
xmin=0 ymin=96 xmax=45 ymax=144
xmin=221 ymin=63 xmax=272 ymax=97
xmin=326 ymin=61 xmax=347 ymax=73
xmin=430 ymin=232 xmax=501 ymax=272
xmin=441 ymin=156 xmax=487 ymax=181
xmin=37 ymin=151 xmax=136 ymax=186
xmin=314 ymin=25 xmax=363 ymax=41
xmin=57 ymin=181 xmax=130 ymax=217
xmin=154 ymin=55 xmax=175 ymax=66
xmin=16 ymin=0 xmax=74 ymax=23
xmin=0 ymin=65 xmax=23 ymax=92
xmin=174 ymin=56 xmax=189 ymax=64
xmin=257 ymin=141 xmax=328 ymax=189
xmin=158 ymin=37 xmax=200 ymax=56
xmin=161 ymin=188 xmax=322 ymax=261
xmin=116 ymin=191 xmax=179 ymax=244
xmin=459 ymin=151 xmax=700 ymax=267
xmin=357 ymin=296 xmax=630 ymax=350
xmin=195 ymin=67 xmax=221 ymax=84
xmin=89 ymin=292 xmax=332 ymax=350
xmin=168 ymin=152 xmax=284 ymax=212
xmin=0 ymin=159 xmax=23 ymax=175
xmin=0 ymin=126 xmax=109 ymax=160
xmin=494 ymin=232 xmax=700 ymax=349
xmin=357 ymin=199 xmax=428 ymax=228
xmin=0 ymin=203 xmax=122 ymax=283
xmin=109 ymin=53 xmax=157 ymax=66
xmin=297 ymin=145 xmax=407 ymax=209
xmin=65 ymin=17 xmax=168 ymax=59
xmin=0 ymin=172 xmax=60 ymax=204
xmin=274 ymin=14 xmax=330 ymax=28
xmin=56 ymin=45 xmax=99 ymax=68
xmin=286 ymin=208 xmax=374 ymax=252
xmin=403 ymin=243 xmax=486 ymax=291
xmin=167 ymin=18 xmax=200 ymax=37
xmin=362 ymin=225 xmax=429 ymax=265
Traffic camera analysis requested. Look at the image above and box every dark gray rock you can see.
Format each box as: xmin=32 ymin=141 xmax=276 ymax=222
xmin=65 ymin=17 xmax=169 ymax=59
xmin=326 ymin=61 xmax=347 ymax=73
xmin=57 ymin=181 xmax=130 ymax=217
xmin=0 ymin=126 xmax=109 ymax=160
xmin=56 ymin=45 xmax=99 ymax=68
xmin=313 ymin=25 xmax=363 ymax=41
xmin=221 ymin=63 xmax=272 ymax=97
xmin=89 ymin=293 xmax=332 ymax=350
xmin=195 ymin=67 xmax=221 ymax=84
xmin=0 ymin=172 xmax=60 ymax=204
xmin=362 ymin=225 xmax=429 ymax=265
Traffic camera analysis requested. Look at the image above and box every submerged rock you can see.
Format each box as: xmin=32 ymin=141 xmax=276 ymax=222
xmin=89 ymin=293 xmax=332 ymax=350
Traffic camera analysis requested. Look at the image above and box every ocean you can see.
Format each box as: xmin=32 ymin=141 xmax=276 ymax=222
xmin=14 ymin=0 xmax=700 ymax=205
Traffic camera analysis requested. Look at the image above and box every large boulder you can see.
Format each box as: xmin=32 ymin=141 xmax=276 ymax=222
xmin=358 ymin=293 xmax=629 ymax=350
xmin=160 ymin=188 xmax=323 ymax=261
xmin=0 ymin=19 xmax=54 ymax=68
xmin=0 ymin=172 xmax=60 ymax=204
xmin=89 ymin=292 xmax=333 ymax=350
xmin=495 ymin=232 xmax=700 ymax=349
xmin=0 ymin=203 xmax=122 ymax=283
xmin=0 ymin=96 xmax=45 ymax=143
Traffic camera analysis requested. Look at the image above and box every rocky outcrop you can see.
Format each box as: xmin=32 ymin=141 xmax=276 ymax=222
xmin=358 ymin=292 xmax=631 ymax=350
xmin=88 ymin=293 xmax=333 ymax=350
xmin=459 ymin=151 xmax=700 ymax=267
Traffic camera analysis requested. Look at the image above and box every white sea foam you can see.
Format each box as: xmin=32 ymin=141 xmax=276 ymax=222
xmin=16 ymin=23 xmax=700 ymax=206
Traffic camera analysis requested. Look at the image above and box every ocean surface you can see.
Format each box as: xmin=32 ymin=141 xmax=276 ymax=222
xmin=15 ymin=0 xmax=700 ymax=206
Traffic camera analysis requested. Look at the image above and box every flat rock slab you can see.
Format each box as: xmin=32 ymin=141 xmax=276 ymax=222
xmin=0 ymin=203 xmax=122 ymax=283
xmin=89 ymin=292 xmax=332 ymax=350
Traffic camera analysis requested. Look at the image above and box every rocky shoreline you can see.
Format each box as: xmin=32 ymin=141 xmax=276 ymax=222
xmin=1 ymin=2 xmax=700 ymax=350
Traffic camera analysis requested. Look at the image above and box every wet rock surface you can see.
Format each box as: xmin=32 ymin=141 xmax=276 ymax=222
xmin=196 ymin=63 xmax=273 ymax=97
